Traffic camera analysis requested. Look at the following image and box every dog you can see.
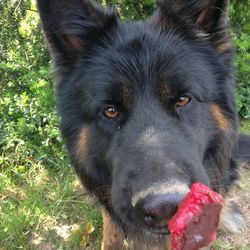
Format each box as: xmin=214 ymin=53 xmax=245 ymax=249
xmin=37 ymin=0 xmax=250 ymax=249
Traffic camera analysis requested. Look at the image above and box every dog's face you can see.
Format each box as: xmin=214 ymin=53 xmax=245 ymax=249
xmin=38 ymin=0 xmax=239 ymax=246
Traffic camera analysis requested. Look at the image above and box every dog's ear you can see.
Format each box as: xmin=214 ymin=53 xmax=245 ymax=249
xmin=37 ymin=0 xmax=118 ymax=69
xmin=153 ymin=0 xmax=230 ymax=52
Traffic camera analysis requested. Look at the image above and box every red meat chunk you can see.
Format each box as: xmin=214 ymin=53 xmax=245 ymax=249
xmin=168 ymin=183 xmax=223 ymax=250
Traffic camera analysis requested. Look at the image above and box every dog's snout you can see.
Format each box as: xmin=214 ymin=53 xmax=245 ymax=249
xmin=132 ymin=182 xmax=190 ymax=228
xmin=134 ymin=192 xmax=185 ymax=227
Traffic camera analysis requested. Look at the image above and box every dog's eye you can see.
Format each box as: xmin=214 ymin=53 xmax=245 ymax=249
xmin=103 ymin=106 xmax=119 ymax=119
xmin=176 ymin=96 xmax=191 ymax=107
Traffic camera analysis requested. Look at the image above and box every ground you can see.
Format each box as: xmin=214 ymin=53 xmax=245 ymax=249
xmin=0 ymin=122 xmax=249 ymax=250
xmin=214 ymin=167 xmax=250 ymax=250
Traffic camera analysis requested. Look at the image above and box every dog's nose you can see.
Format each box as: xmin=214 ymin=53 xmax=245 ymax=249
xmin=134 ymin=193 xmax=185 ymax=227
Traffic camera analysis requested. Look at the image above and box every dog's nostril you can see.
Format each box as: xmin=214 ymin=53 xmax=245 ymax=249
xmin=134 ymin=192 xmax=186 ymax=228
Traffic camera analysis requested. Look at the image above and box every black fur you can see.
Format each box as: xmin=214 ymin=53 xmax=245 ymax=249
xmin=37 ymin=0 xmax=250 ymax=247
xmin=237 ymin=135 xmax=250 ymax=164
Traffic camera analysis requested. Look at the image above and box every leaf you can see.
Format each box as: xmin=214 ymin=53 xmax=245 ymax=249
xmin=85 ymin=221 xmax=95 ymax=235
xmin=18 ymin=166 xmax=26 ymax=173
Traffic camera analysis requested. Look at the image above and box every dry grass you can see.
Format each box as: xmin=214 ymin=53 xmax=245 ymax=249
xmin=214 ymin=167 xmax=250 ymax=249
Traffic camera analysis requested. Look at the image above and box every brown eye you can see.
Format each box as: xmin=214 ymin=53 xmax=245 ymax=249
xmin=103 ymin=106 xmax=119 ymax=119
xmin=176 ymin=96 xmax=191 ymax=107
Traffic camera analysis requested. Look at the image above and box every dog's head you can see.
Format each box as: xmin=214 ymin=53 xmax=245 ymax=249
xmin=38 ymin=0 xmax=239 ymax=245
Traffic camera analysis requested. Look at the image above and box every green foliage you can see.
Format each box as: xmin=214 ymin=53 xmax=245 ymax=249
xmin=230 ymin=0 xmax=250 ymax=118
xmin=0 ymin=0 xmax=54 ymax=171
xmin=97 ymin=0 xmax=156 ymax=20
xmin=241 ymin=119 xmax=250 ymax=134
xmin=109 ymin=0 xmax=156 ymax=20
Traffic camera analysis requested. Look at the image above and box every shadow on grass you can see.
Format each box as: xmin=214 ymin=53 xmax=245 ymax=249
xmin=0 ymin=161 xmax=102 ymax=250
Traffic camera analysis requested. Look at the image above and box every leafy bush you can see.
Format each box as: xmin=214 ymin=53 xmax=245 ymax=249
xmin=0 ymin=0 xmax=62 ymax=180
xmin=230 ymin=0 xmax=250 ymax=118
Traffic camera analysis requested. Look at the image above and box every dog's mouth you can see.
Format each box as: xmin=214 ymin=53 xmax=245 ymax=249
xmin=144 ymin=226 xmax=170 ymax=236
xmin=123 ymin=222 xmax=171 ymax=249
xmin=121 ymin=214 xmax=171 ymax=238
xmin=140 ymin=219 xmax=170 ymax=235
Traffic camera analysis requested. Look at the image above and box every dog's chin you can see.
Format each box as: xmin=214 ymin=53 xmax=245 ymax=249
xmin=126 ymin=230 xmax=170 ymax=249
xmin=121 ymin=220 xmax=170 ymax=249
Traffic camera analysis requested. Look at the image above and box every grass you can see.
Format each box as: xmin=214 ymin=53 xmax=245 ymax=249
xmin=241 ymin=119 xmax=250 ymax=134
xmin=0 ymin=156 xmax=102 ymax=249
xmin=212 ymin=165 xmax=250 ymax=250
xmin=1 ymin=117 xmax=249 ymax=249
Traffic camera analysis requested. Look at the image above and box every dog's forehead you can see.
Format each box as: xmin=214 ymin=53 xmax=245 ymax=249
xmin=77 ymin=21 xmax=217 ymax=106
xmin=100 ymin=23 xmax=216 ymax=99
xmin=114 ymin=24 xmax=205 ymax=70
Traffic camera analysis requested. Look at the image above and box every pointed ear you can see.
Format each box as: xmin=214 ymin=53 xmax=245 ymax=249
xmin=37 ymin=0 xmax=118 ymax=69
xmin=154 ymin=0 xmax=231 ymax=52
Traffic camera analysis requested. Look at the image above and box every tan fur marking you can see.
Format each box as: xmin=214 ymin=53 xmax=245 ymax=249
xmin=122 ymin=86 xmax=133 ymax=109
xmin=211 ymin=104 xmax=230 ymax=133
xmin=216 ymin=42 xmax=232 ymax=53
xmin=101 ymin=209 xmax=125 ymax=250
xmin=159 ymin=82 xmax=172 ymax=104
xmin=66 ymin=35 xmax=83 ymax=51
xmin=77 ymin=127 xmax=90 ymax=161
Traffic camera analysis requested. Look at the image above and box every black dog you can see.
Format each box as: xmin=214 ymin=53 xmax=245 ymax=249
xmin=37 ymin=0 xmax=250 ymax=248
